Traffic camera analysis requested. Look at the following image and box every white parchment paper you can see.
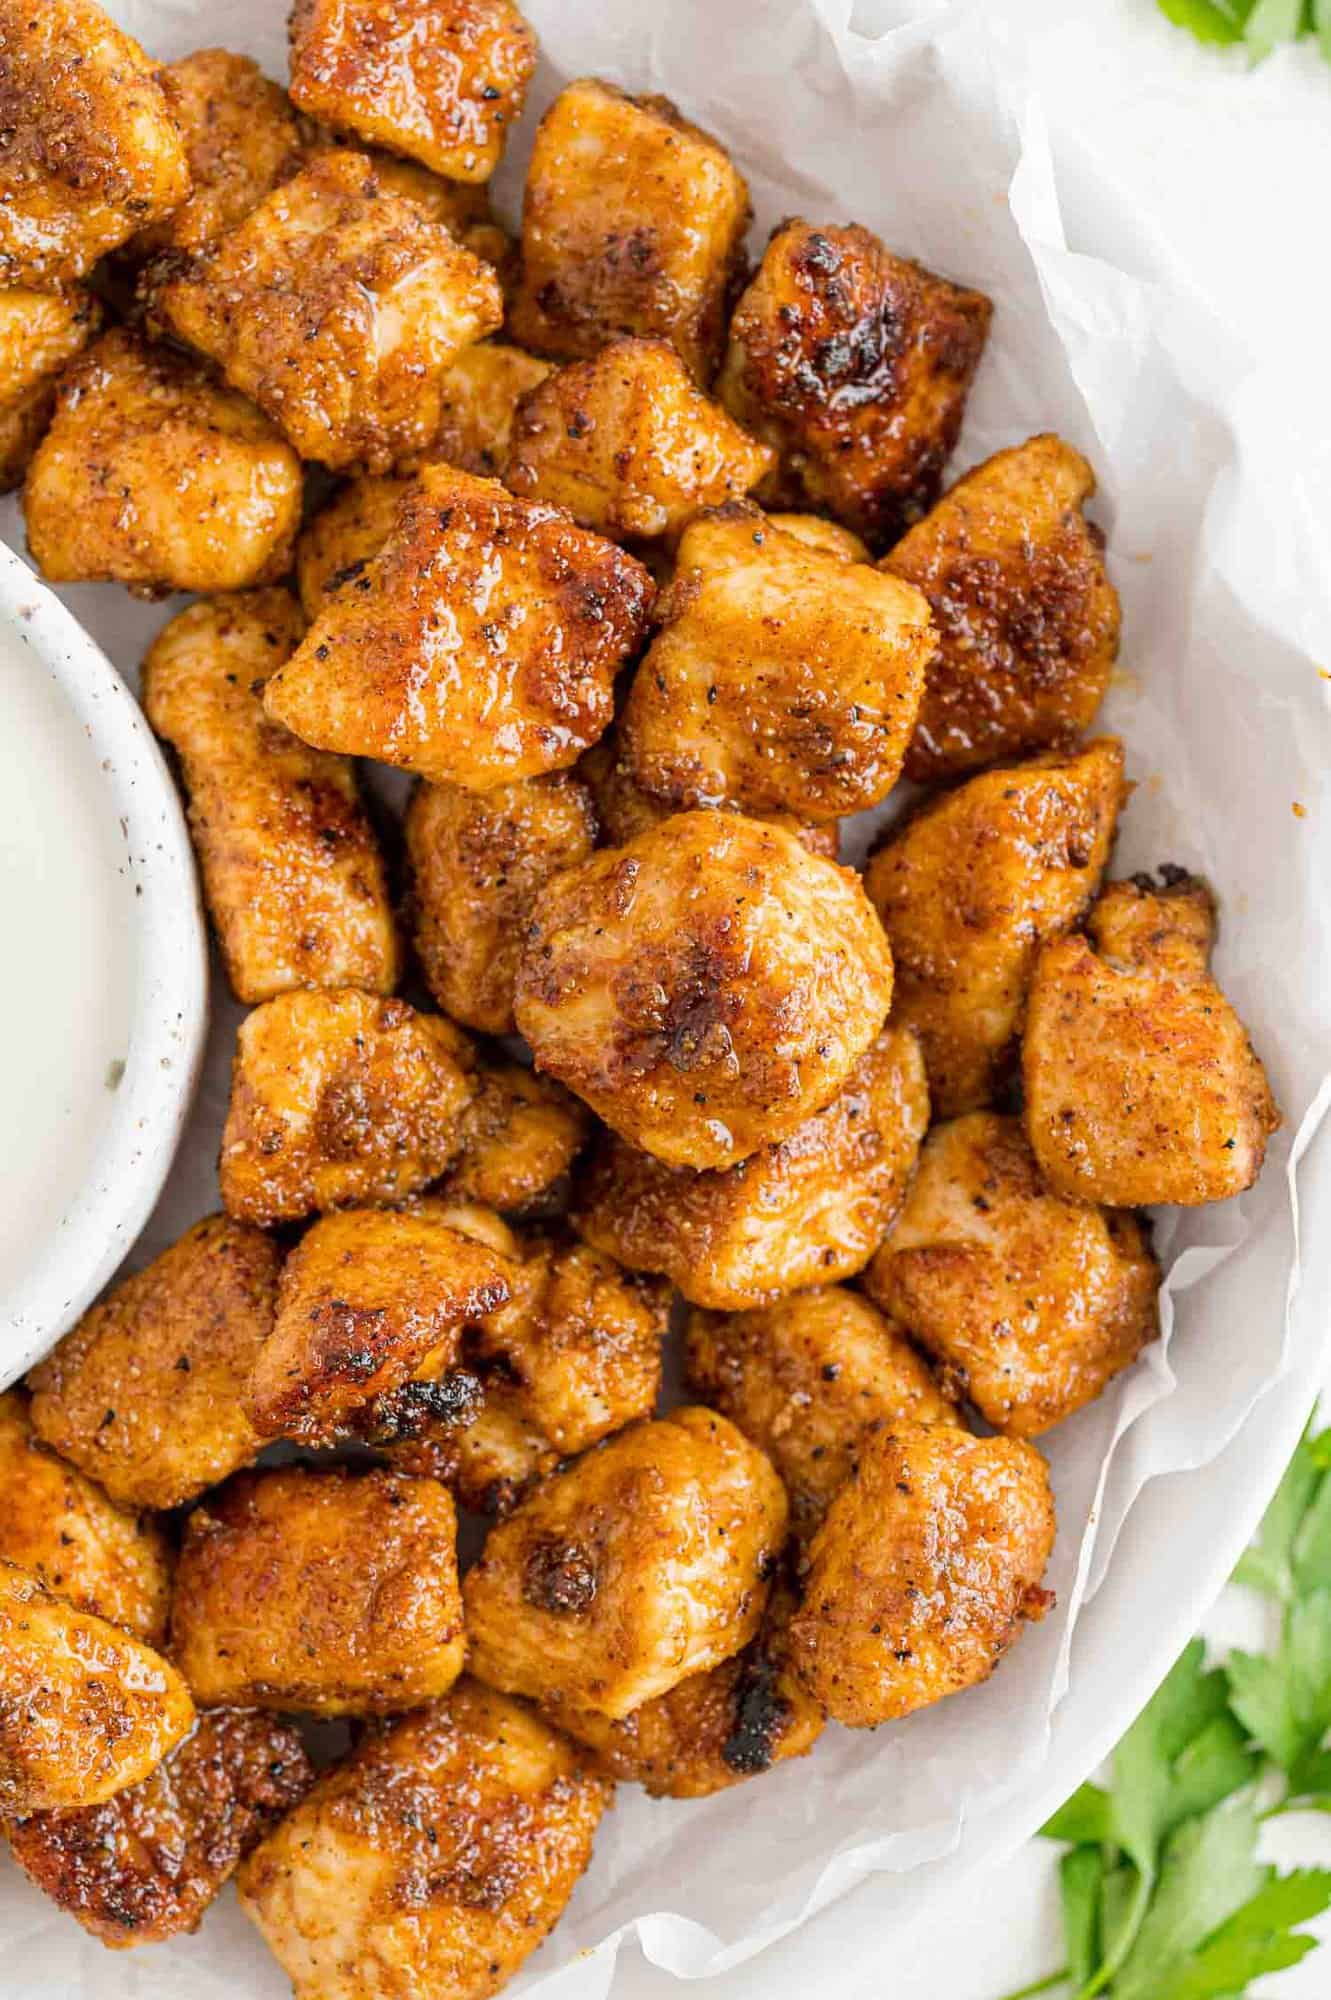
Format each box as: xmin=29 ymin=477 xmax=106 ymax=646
xmin=3 ymin=0 xmax=1331 ymax=1991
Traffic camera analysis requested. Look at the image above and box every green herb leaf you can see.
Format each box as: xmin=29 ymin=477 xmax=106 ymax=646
xmin=1226 ymin=1646 xmax=1305 ymax=1771
xmin=1060 ymin=1847 xmax=1103 ymax=1991
xmin=1042 ymin=1783 xmax=1113 ymax=1846
xmin=1233 ymin=1432 xmax=1322 ymax=1602
xmin=1157 ymin=0 xmax=1248 ymax=41
xmin=1243 ymin=0 xmax=1307 ymax=54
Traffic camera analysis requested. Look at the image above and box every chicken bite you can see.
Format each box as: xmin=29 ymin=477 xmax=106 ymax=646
xmin=23 ymin=327 xmax=303 ymax=595
xmin=0 ymin=1562 xmax=194 ymax=1816
xmin=620 ymin=504 xmax=935 ymax=821
xmin=27 ymin=1216 xmax=280 ymax=1512
xmin=295 ymin=472 xmax=409 ymax=618
xmin=158 ymin=150 xmax=503 ymax=471
xmin=237 ymin=1680 xmax=609 ymax=2000
xmin=788 ymin=1423 xmax=1055 ymax=1727
xmin=219 ymin=989 xmax=475 ymax=1227
xmin=578 ymin=733 xmax=840 ymax=861
xmin=863 ymin=738 xmax=1125 ymax=1116
xmin=5 ymin=1708 xmax=311 ymax=1948
xmin=464 ymin=1408 xmax=787 ymax=1718
xmin=354 ymin=151 xmax=515 ymax=273
xmin=442 ymin=1059 xmax=589 ymax=1214
xmin=515 ymin=811 xmax=894 ymax=1172
xmin=1023 ymin=870 xmax=1280 ymax=1207
xmin=264 ymin=464 xmax=655 ymax=788
xmin=0 ymin=286 xmax=100 ymax=491
xmin=718 ymin=219 xmax=992 ymax=547
xmin=574 ymin=1026 xmax=928 ymax=1309
xmin=143 ymin=590 xmax=399 ymax=1004
xmin=509 ymin=78 xmax=751 ymax=383
xmin=431 ymin=339 xmax=553 ymax=474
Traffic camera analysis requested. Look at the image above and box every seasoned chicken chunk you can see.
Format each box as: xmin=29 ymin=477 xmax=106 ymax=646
xmin=0 ymin=0 xmax=190 ymax=286
xmin=0 ymin=1392 xmax=171 ymax=1644
xmin=1023 ymin=870 xmax=1280 ymax=1207
xmin=867 ymin=1114 xmax=1158 ymax=1434
xmin=464 ymin=1408 xmax=788 ymax=1718
xmin=515 ymin=811 xmax=894 ymax=1171
xmin=863 ymin=738 xmax=1125 ymax=1116
xmin=883 ymin=435 xmax=1121 ymax=782
xmin=0 ymin=287 xmax=100 ymax=491
xmin=510 ymin=78 xmax=751 ymax=382
xmin=620 ymin=504 xmax=935 ymax=820
xmin=431 ymin=339 xmax=552 ymax=474
xmin=578 ymin=733 xmax=839 ymax=861
xmin=27 ymin=1217 xmax=279 ymax=1511
xmin=0 ymin=1563 xmax=194 ymax=1816
xmin=505 ymin=337 xmax=775 ymax=542
xmin=289 ymin=0 xmax=537 ymax=183
xmin=219 ymin=989 xmax=475 ymax=1227
xmin=23 ymin=328 xmax=302 ymax=595
xmin=143 ymin=591 xmax=399 ymax=1004
xmin=172 ymin=1467 xmax=466 ymax=1715
xmin=788 ymin=1424 xmax=1055 ymax=1727
xmin=295 ymin=472 xmax=409 ymax=618
xmin=6 ymin=1708 xmax=311 ymax=1947
xmin=575 ymin=1026 xmax=928 ymax=1309
xmin=442 ymin=1059 xmax=589 ymax=1213
xmin=354 ymin=151 xmax=515 ymax=272
xmin=685 ymin=1288 xmax=958 ymax=1536
xmin=265 ymin=464 xmax=654 ymax=788
xmin=237 ymin=1680 xmax=609 ymax=2000
xmin=718 ymin=219 xmax=992 ymax=547
xmin=768 ymin=512 xmax=870 ymax=563
xmin=159 ymin=150 xmax=503 ymax=471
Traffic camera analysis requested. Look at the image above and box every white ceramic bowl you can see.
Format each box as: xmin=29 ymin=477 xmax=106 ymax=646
xmin=0 ymin=544 xmax=207 ymax=1387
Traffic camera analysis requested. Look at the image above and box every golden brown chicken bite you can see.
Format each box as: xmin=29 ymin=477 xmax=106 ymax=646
xmin=237 ymin=1680 xmax=609 ymax=2000
xmin=22 ymin=327 xmax=303 ymax=596
xmin=289 ymin=0 xmax=537 ymax=184
xmin=505 ymin=337 xmax=775 ymax=542
xmin=352 ymin=150 xmax=514 ymax=273
xmin=509 ymin=78 xmax=751 ymax=382
xmin=863 ymin=738 xmax=1125 ymax=1116
xmin=883 ymin=435 xmax=1121 ymax=782
xmin=464 ymin=1408 xmax=788 ymax=1718
xmin=768 ymin=513 xmax=871 ymax=563
xmin=27 ymin=1217 xmax=279 ymax=1512
xmin=431 ymin=339 xmax=552 ymax=474
xmin=788 ymin=1423 xmax=1055 ymax=1727
xmin=5 ymin=1708 xmax=311 ymax=1947
xmin=1023 ymin=869 xmax=1279 ymax=1207
xmin=718 ymin=219 xmax=992 ymax=547
xmin=143 ymin=591 xmax=399 ymax=1004
xmin=578 ymin=733 xmax=840 ymax=861
xmin=0 ymin=1392 xmax=171 ymax=1644
xmin=265 ymin=464 xmax=655 ymax=788
xmin=515 ymin=811 xmax=894 ymax=1172
xmin=158 ymin=150 xmax=503 ymax=471
xmin=0 ymin=1562 xmax=194 ymax=1816
xmin=620 ymin=504 xmax=935 ymax=820
xmin=0 ymin=0 xmax=190 ymax=286
xmin=442 ymin=1060 xmax=589 ymax=1213
xmin=295 ymin=472 xmax=409 ymax=618
xmin=865 ymin=1113 xmax=1159 ymax=1435
xmin=0 ymin=286 xmax=100 ymax=491
xmin=218 ymin=989 xmax=475 ymax=1227
xmin=574 ymin=1026 xmax=928 ymax=1309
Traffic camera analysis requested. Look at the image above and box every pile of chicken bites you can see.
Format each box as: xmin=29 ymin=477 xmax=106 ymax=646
xmin=0 ymin=0 xmax=1282 ymax=1991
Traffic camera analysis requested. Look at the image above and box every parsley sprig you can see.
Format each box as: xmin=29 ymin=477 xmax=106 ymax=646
xmin=996 ymin=1419 xmax=1331 ymax=1999
xmin=1158 ymin=0 xmax=1331 ymax=63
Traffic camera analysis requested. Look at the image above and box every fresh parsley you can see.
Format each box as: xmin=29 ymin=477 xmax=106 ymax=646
xmin=1157 ymin=0 xmax=1331 ymax=61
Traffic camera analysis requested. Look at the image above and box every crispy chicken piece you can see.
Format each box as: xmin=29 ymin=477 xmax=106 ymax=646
xmin=883 ymin=435 xmax=1121 ymax=782
xmin=407 ymin=772 xmax=597 ymax=1036
xmin=237 ymin=1680 xmax=610 ymax=2000
xmin=574 ymin=1026 xmax=928 ymax=1309
xmin=718 ymin=219 xmax=992 ymax=548
xmin=430 ymin=340 xmax=552 ymax=474
xmin=295 ymin=472 xmax=409 ymax=618
xmin=27 ymin=1217 xmax=279 ymax=1512
xmin=265 ymin=464 xmax=654 ymax=788
xmin=768 ymin=513 xmax=870 ymax=563
xmin=143 ymin=591 xmax=399 ymax=1004
xmin=1023 ymin=870 xmax=1280 ymax=1207
xmin=442 ymin=1059 xmax=589 ymax=1213
xmin=509 ymin=78 xmax=751 ymax=383
xmin=863 ymin=738 xmax=1125 ymax=1116
xmin=788 ymin=1423 xmax=1055 ymax=1727
xmin=0 ymin=1392 xmax=171 ymax=1644
xmin=172 ymin=1467 xmax=466 ymax=1715
xmin=464 ymin=1408 xmax=788 ymax=1718
xmin=289 ymin=0 xmax=537 ymax=184
xmin=353 ymin=151 xmax=515 ymax=273
xmin=5 ymin=1708 xmax=311 ymax=1948
xmin=158 ymin=150 xmax=503 ymax=471
xmin=0 ymin=0 xmax=190 ymax=286
xmin=620 ymin=504 xmax=935 ymax=821
xmin=865 ymin=1113 xmax=1159 ymax=1435
xmin=684 ymin=1288 xmax=958 ymax=1536
xmin=0 ymin=286 xmax=100 ymax=492
xmin=505 ymin=337 xmax=775 ymax=542
xmin=578 ymin=734 xmax=839 ymax=861
xmin=246 ymin=1206 xmax=512 ymax=1444
xmin=515 ymin=811 xmax=894 ymax=1171
xmin=23 ymin=327 xmax=303 ymax=595
xmin=0 ymin=1562 xmax=194 ymax=1816
xmin=218 ymin=989 xmax=475 ymax=1227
